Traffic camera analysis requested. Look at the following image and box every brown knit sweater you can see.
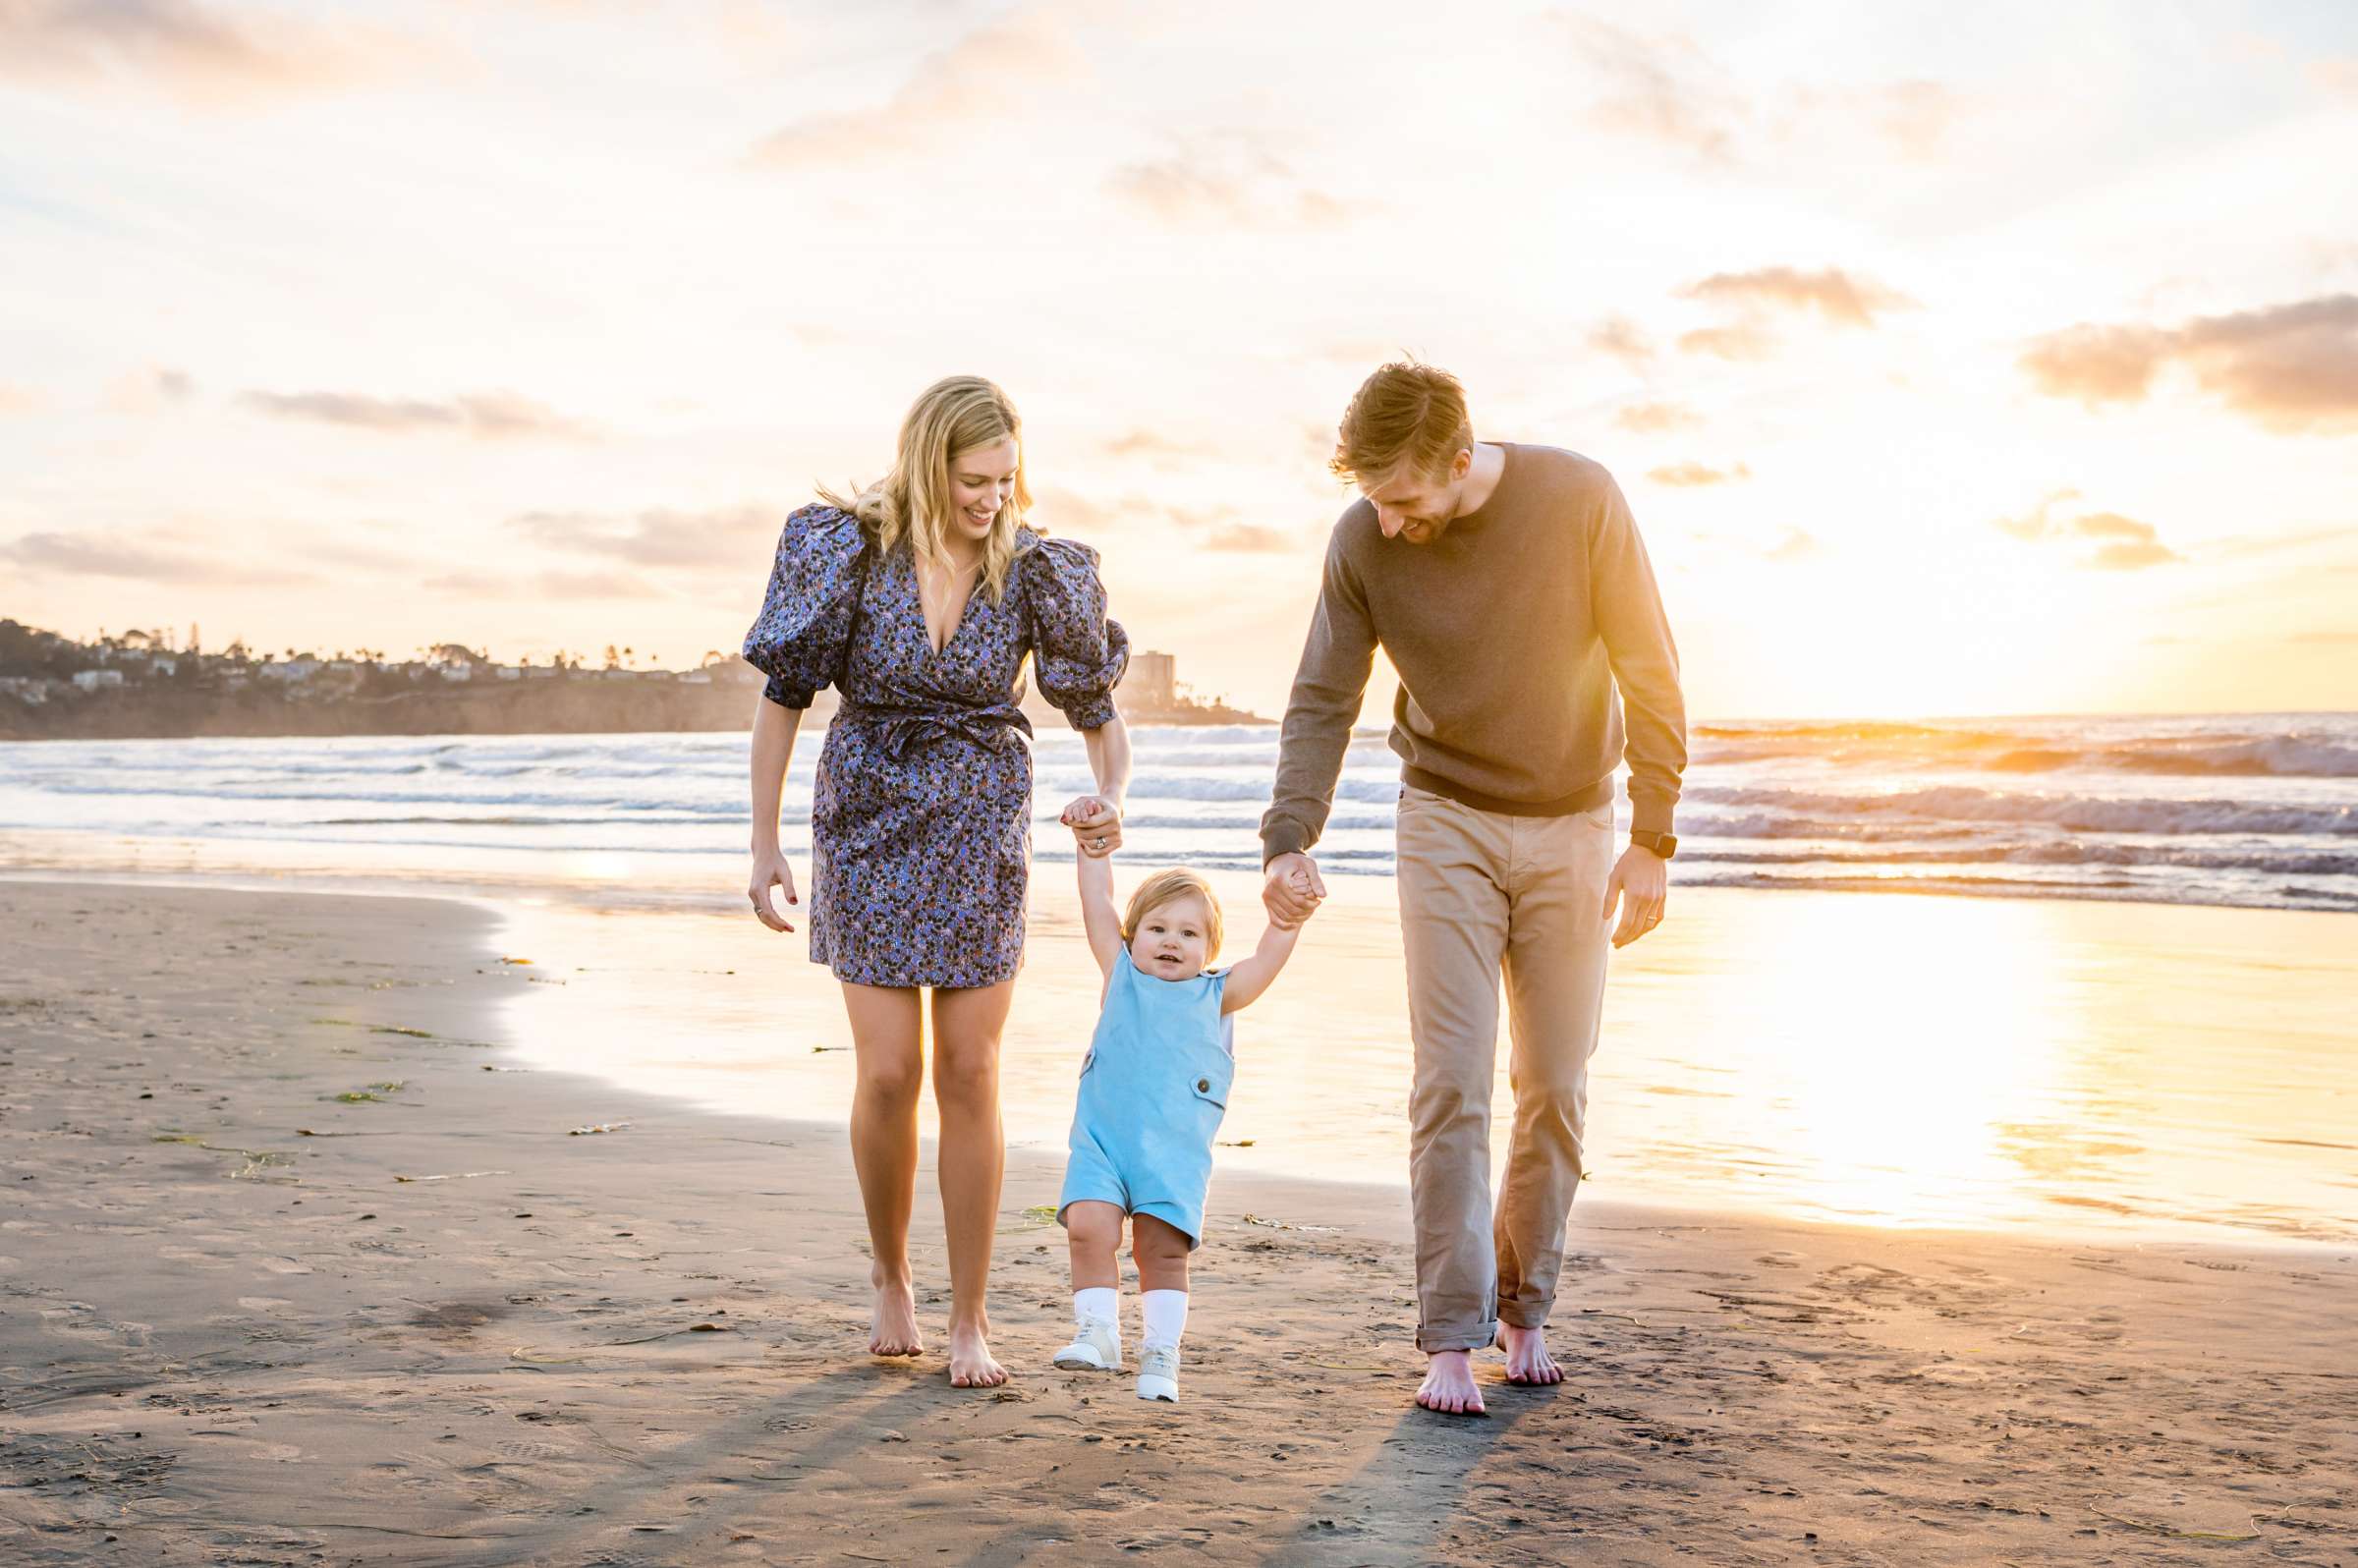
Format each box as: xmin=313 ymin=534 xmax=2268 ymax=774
xmin=1261 ymin=442 xmax=1687 ymax=863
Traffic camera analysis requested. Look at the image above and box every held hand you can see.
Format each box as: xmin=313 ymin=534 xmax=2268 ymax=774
xmin=748 ymin=847 xmax=799 ymax=933
xmin=1263 ymin=852 xmax=1325 ymax=927
xmin=1601 ymin=844 xmax=1668 ymax=948
xmin=1061 ymin=795 xmax=1123 ymax=858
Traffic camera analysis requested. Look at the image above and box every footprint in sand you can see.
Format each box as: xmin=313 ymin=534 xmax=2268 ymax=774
xmin=1755 ymin=1251 xmax=1804 ymax=1268
xmin=236 ymin=1296 xmax=295 ymax=1313
xmin=257 ymin=1256 xmax=313 ymax=1274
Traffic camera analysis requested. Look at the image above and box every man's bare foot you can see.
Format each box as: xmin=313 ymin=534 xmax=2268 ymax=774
xmin=1499 ymin=1322 xmax=1561 ymax=1385
xmin=869 ymin=1265 xmax=923 ymax=1358
xmin=1415 ymin=1349 xmax=1487 ymax=1416
xmin=946 ymin=1319 xmax=1007 ymax=1388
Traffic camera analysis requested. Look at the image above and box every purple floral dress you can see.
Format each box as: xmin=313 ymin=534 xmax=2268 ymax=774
xmin=743 ymin=504 xmax=1128 ymax=988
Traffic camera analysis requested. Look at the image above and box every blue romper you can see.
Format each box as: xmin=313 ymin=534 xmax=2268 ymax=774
xmin=1056 ymin=956 xmax=1235 ymax=1250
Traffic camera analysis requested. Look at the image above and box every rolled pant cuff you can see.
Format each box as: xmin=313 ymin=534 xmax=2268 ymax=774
xmin=1498 ymin=1305 xmax=1549 ymax=1330
xmin=1416 ymin=1320 xmax=1498 ymax=1354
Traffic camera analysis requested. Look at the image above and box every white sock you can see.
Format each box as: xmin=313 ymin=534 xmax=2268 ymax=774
xmin=1074 ymin=1287 xmax=1118 ymax=1327
xmin=1141 ymin=1289 xmax=1188 ymax=1349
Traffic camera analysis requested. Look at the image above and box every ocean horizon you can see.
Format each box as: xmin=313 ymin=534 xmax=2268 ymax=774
xmin=4 ymin=709 xmax=2352 ymax=916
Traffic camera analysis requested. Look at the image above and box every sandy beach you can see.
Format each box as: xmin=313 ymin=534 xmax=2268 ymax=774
xmin=3 ymin=877 xmax=2353 ymax=1565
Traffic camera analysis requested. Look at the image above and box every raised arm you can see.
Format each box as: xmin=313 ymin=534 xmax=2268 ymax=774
xmin=1071 ymin=831 xmax=1124 ymax=980
xmin=1219 ymin=915 xmax=1305 ymax=1015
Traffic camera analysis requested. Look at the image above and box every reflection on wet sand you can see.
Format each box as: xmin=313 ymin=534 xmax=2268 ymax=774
xmin=480 ymin=872 xmax=2355 ymax=1249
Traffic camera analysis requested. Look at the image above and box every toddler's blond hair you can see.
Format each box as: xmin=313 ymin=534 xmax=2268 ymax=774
xmin=1119 ymin=868 xmax=1223 ymax=961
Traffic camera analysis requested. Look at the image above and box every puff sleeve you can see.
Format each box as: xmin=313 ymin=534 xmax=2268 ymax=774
xmin=1021 ymin=535 xmax=1129 ymax=730
xmin=741 ymin=505 xmax=867 ymax=708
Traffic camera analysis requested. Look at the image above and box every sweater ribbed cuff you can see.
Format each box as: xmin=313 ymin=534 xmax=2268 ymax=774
xmin=1261 ymin=823 xmax=1310 ymax=868
xmin=1628 ymin=796 xmax=1676 ymax=837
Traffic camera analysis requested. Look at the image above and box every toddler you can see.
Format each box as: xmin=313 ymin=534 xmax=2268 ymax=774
xmin=1049 ymin=805 xmax=1317 ymax=1402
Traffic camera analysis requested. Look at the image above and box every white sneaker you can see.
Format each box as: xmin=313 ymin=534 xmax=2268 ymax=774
xmin=1136 ymin=1342 xmax=1180 ymax=1402
xmin=1052 ymin=1316 xmax=1121 ymax=1371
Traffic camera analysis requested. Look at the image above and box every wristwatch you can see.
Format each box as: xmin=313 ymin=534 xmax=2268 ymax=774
xmin=1630 ymin=830 xmax=1677 ymax=860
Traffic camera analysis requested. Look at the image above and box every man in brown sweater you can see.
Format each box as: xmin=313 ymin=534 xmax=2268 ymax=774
xmin=1261 ymin=362 xmax=1687 ymax=1416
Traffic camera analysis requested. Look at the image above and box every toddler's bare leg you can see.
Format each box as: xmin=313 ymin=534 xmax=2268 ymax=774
xmin=1131 ymin=1214 xmax=1192 ymax=1295
xmin=1065 ymin=1201 xmax=1124 ymax=1291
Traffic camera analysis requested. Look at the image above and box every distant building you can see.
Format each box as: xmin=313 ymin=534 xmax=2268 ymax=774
xmin=0 ymin=676 xmax=53 ymax=704
xmin=494 ymin=665 xmax=523 ymax=681
xmin=72 ymin=669 xmax=125 ymax=692
xmin=257 ymin=658 xmax=319 ymax=683
xmin=1120 ymin=650 xmax=1178 ymax=710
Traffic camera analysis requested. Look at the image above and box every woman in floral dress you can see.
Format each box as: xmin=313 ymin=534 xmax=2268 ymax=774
xmin=744 ymin=375 xmax=1131 ymax=1388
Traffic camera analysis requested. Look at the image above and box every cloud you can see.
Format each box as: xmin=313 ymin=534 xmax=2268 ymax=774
xmin=1034 ymin=485 xmax=1304 ymax=551
xmin=0 ymin=382 xmax=41 ymax=416
xmin=1675 ymin=322 xmax=1774 ymax=361
xmin=1991 ymin=494 xmax=2182 ymax=570
xmin=507 ymin=504 xmax=777 ymax=573
xmin=1586 ymin=316 xmax=1655 ymax=368
xmin=2019 ymin=295 xmax=2358 ymax=432
xmin=1552 ymin=16 xmax=1744 ymax=164
xmin=1100 ymin=429 xmax=1219 ymax=469
xmin=240 ymin=389 xmax=597 ymax=441
xmin=1106 ymin=136 xmax=1350 ymax=231
xmin=2209 ymin=525 xmax=2358 ymax=560
xmin=746 ymin=9 xmax=1086 ymax=170
xmin=2291 ymin=629 xmax=2358 ymax=644
xmin=2017 ymin=324 xmax=2170 ymax=405
xmin=421 ymin=567 xmax=662 ymax=599
xmin=1646 ymin=461 xmax=1749 ymax=486
xmin=0 ymin=0 xmax=445 ymax=107
xmin=103 ymin=365 xmax=196 ymax=414
xmin=1852 ymin=79 xmax=1958 ymax=160
xmin=1548 ymin=17 xmax=1964 ymax=165
xmin=2309 ymin=58 xmax=2358 ymax=100
xmin=2086 ymin=539 xmax=2181 ymax=572
xmin=1612 ymin=400 xmax=1698 ymax=433
xmin=0 ymin=529 xmax=318 ymax=586
xmin=1202 ymin=525 xmax=1295 ymax=553
xmin=1679 ymin=266 xmax=1913 ymax=327
xmin=1765 ymin=528 xmax=1820 ymax=562
xmin=2068 ymin=511 xmax=2155 ymax=541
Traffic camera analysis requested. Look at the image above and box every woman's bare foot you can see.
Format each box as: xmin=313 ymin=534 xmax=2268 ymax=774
xmin=869 ymin=1265 xmax=923 ymax=1358
xmin=1415 ymin=1349 xmax=1487 ymax=1416
xmin=946 ymin=1318 xmax=1007 ymax=1388
xmin=1499 ymin=1322 xmax=1561 ymax=1385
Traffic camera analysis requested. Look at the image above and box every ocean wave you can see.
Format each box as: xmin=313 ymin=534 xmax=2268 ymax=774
xmin=1694 ymin=718 xmax=2358 ymax=778
xmin=1682 ymin=785 xmax=2358 ymax=838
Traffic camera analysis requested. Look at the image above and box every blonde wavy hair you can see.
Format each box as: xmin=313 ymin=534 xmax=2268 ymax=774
xmin=1120 ymin=868 xmax=1223 ymax=961
xmin=821 ymin=374 xmax=1033 ymax=602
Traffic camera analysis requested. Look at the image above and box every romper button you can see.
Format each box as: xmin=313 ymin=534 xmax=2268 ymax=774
xmin=1196 ymin=1078 xmax=1210 ymax=1092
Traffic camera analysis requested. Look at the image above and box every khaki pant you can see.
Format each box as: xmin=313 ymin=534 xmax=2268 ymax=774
xmin=1396 ymin=784 xmax=1615 ymax=1352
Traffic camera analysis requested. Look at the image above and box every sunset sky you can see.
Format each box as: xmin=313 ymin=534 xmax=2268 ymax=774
xmin=3 ymin=0 xmax=2354 ymax=720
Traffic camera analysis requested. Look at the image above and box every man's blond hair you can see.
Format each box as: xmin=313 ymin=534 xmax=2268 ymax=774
xmin=1330 ymin=361 xmax=1473 ymax=487
xmin=1120 ymin=868 xmax=1223 ymax=961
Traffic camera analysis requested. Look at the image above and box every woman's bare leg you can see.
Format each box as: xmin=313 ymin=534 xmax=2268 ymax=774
xmin=841 ymin=981 xmax=925 ymax=1357
xmin=929 ymin=979 xmax=1015 ymax=1387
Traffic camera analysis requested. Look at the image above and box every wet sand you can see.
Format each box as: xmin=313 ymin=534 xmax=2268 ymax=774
xmin=2 ymin=879 xmax=2353 ymax=1565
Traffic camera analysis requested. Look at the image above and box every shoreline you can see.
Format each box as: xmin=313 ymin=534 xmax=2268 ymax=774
xmin=8 ymin=855 xmax=2351 ymax=1252
xmin=2 ymin=879 xmax=2352 ymax=1564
